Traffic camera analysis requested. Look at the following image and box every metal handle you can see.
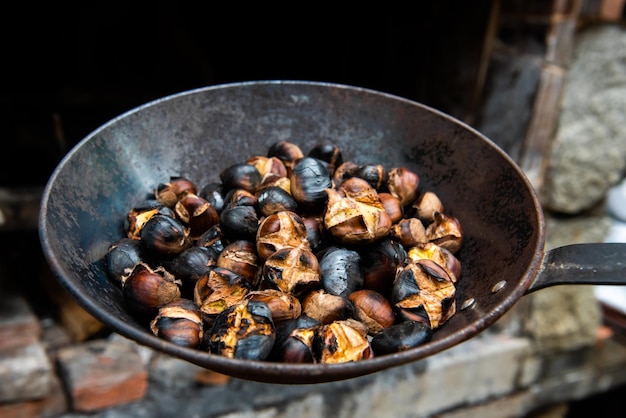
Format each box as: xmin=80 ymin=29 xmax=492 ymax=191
xmin=527 ymin=242 xmax=626 ymax=294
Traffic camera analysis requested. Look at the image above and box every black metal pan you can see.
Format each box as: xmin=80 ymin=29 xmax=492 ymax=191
xmin=38 ymin=81 xmax=626 ymax=384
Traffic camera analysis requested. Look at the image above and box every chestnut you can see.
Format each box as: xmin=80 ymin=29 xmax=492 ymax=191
xmin=121 ymin=262 xmax=181 ymax=317
xmin=219 ymin=205 xmax=259 ymax=242
xmin=307 ymin=142 xmax=343 ymax=175
xmin=356 ymin=164 xmax=387 ymax=191
xmin=106 ymin=237 xmax=144 ymax=284
xmin=124 ymin=199 xmax=174 ymax=240
xmin=154 ymin=176 xmax=198 ymax=208
xmin=275 ymin=326 xmax=317 ymax=363
xmin=312 ymin=319 xmax=373 ymax=364
xmin=255 ymin=211 xmax=310 ymax=260
xmin=411 ymin=191 xmax=444 ymax=223
xmin=290 ymin=157 xmax=332 ymax=210
xmin=389 ymin=218 xmax=427 ymax=247
xmin=195 ymin=224 xmax=226 ymax=254
xmin=139 ymin=213 xmax=191 ymax=257
xmin=318 ymin=246 xmax=363 ymax=297
xmin=193 ymin=266 xmax=252 ymax=325
xmin=331 ymin=161 xmax=359 ymax=188
xmin=246 ymin=155 xmax=288 ymax=179
xmin=169 ymin=246 xmax=218 ymax=285
xmin=267 ymin=141 xmax=304 ymax=175
xmin=219 ymin=163 xmax=262 ymax=194
xmin=392 ymin=260 xmax=456 ymax=329
xmin=301 ymin=289 xmax=354 ymax=324
xmin=378 ymin=192 xmax=403 ymax=224
xmin=255 ymin=186 xmax=298 ymax=217
xmin=387 ymin=167 xmax=420 ymax=207
xmin=407 ymin=242 xmax=461 ymax=282
xmin=198 ymin=182 xmax=225 ymax=213
xmin=150 ymin=298 xmax=203 ymax=348
xmin=347 ymin=289 xmax=395 ymax=334
xmin=222 ymin=188 xmax=257 ymax=210
xmin=370 ymin=320 xmax=433 ymax=355
xmin=360 ymin=238 xmax=408 ymax=296
xmin=324 ymin=177 xmax=392 ymax=244
xmin=425 ymin=212 xmax=463 ymax=254
xmin=216 ymin=240 xmax=260 ymax=286
xmin=260 ymin=246 xmax=321 ymax=297
xmin=174 ymin=193 xmax=219 ymax=239
xmin=245 ymin=289 xmax=302 ymax=324
xmin=207 ymin=299 xmax=275 ymax=360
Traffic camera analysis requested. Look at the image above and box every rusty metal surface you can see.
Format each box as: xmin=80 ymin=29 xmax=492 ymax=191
xmin=37 ymin=80 xmax=618 ymax=384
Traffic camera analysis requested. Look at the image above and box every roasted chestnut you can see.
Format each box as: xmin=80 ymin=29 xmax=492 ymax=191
xmin=219 ymin=163 xmax=262 ymax=194
xmin=290 ymin=157 xmax=332 ymax=210
xmin=360 ymin=238 xmax=408 ymax=296
xmin=389 ymin=218 xmax=427 ymax=247
xmin=313 ymin=319 xmax=373 ymax=364
xmin=260 ymin=246 xmax=321 ymax=297
xmin=246 ymin=155 xmax=288 ymax=179
xmin=106 ymin=237 xmax=144 ymax=284
xmin=216 ymin=240 xmax=260 ymax=286
xmin=255 ymin=186 xmax=298 ymax=217
xmin=193 ymin=266 xmax=252 ymax=325
xmin=124 ymin=199 xmax=175 ymax=240
xmin=318 ymin=246 xmax=363 ymax=297
xmin=301 ymin=289 xmax=354 ymax=324
xmin=121 ymin=262 xmax=181 ymax=317
xmin=255 ymin=211 xmax=310 ymax=260
xmin=207 ymin=299 xmax=275 ymax=360
xmin=425 ymin=212 xmax=463 ymax=253
xmin=407 ymin=242 xmax=461 ymax=282
xmin=356 ymin=164 xmax=387 ymax=191
xmin=370 ymin=320 xmax=432 ymax=355
xmin=219 ymin=205 xmax=259 ymax=242
xmin=307 ymin=142 xmax=343 ymax=175
xmin=387 ymin=167 xmax=420 ymax=207
xmin=411 ymin=191 xmax=444 ymax=223
xmin=324 ymin=177 xmax=392 ymax=244
xmin=267 ymin=141 xmax=304 ymax=175
xmin=245 ymin=289 xmax=302 ymax=324
xmin=154 ymin=176 xmax=198 ymax=208
xmin=174 ymin=193 xmax=219 ymax=239
xmin=139 ymin=214 xmax=191 ymax=257
xmin=150 ymin=298 xmax=203 ymax=348
xmin=169 ymin=246 xmax=218 ymax=285
xmin=392 ymin=260 xmax=456 ymax=329
xmin=347 ymin=289 xmax=395 ymax=334
xmin=198 ymin=182 xmax=226 ymax=213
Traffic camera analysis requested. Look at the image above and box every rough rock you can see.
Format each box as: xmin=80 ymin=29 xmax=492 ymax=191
xmin=542 ymin=24 xmax=626 ymax=214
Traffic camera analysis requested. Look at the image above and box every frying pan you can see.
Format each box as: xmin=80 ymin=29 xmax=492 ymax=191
xmin=38 ymin=80 xmax=626 ymax=384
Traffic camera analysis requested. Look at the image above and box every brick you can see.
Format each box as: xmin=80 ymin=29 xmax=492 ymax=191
xmin=56 ymin=339 xmax=148 ymax=412
xmin=0 ymin=292 xmax=41 ymax=350
xmin=0 ymin=374 xmax=68 ymax=418
xmin=0 ymin=337 xmax=54 ymax=402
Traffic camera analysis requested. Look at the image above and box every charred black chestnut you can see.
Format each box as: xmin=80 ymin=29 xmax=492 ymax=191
xmin=318 ymin=246 xmax=363 ymax=297
xmin=370 ymin=320 xmax=433 ymax=355
xmin=106 ymin=237 xmax=144 ymax=284
xmin=150 ymin=298 xmax=203 ymax=348
xmin=290 ymin=157 xmax=332 ymax=210
xmin=220 ymin=163 xmax=262 ymax=194
xmin=139 ymin=213 xmax=191 ymax=257
xmin=207 ymin=299 xmax=276 ymax=360
xmin=255 ymin=186 xmax=298 ymax=217
xmin=219 ymin=205 xmax=259 ymax=242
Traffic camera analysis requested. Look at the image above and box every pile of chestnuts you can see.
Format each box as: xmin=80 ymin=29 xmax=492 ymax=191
xmin=105 ymin=141 xmax=463 ymax=363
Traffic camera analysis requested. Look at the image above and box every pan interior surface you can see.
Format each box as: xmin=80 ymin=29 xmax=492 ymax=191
xmin=39 ymin=81 xmax=544 ymax=383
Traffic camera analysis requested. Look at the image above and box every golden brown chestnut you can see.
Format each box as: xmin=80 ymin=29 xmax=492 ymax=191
xmin=155 ymin=176 xmax=198 ymax=208
xmin=389 ymin=218 xmax=427 ymax=247
xmin=412 ymin=191 xmax=444 ymax=223
xmin=324 ymin=177 xmax=392 ymax=244
xmin=425 ymin=212 xmax=463 ymax=253
xmin=378 ymin=192 xmax=403 ymax=224
xmin=121 ymin=262 xmax=181 ymax=316
xmin=150 ymin=298 xmax=203 ymax=348
xmin=193 ymin=266 xmax=252 ymax=325
xmin=256 ymin=211 xmax=310 ymax=260
xmin=245 ymin=289 xmax=302 ymax=324
xmin=387 ymin=167 xmax=420 ymax=207
xmin=331 ymin=161 xmax=359 ymax=188
xmin=246 ymin=155 xmax=288 ymax=179
xmin=301 ymin=289 xmax=354 ymax=324
xmin=313 ymin=319 xmax=373 ymax=364
xmin=407 ymin=242 xmax=461 ymax=282
xmin=392 ymin=260 xmax=456 ymax=329
xmin=260 ymin=246 xmax=321 ymax=297
xmin=216 ymin=240 xmax=260 ymax=286
xmin=174 ymin=193 xmax=219 ymax=239
xmin=348 ymin=289 xmax=395 ymax=334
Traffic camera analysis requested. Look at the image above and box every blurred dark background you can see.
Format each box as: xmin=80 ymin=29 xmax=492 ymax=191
xmin=2 ymin=1 xmax=497 ymax=188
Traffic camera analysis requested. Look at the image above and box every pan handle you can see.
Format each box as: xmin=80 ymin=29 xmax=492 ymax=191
xmin=527 ymin=242 xmax=626 ymax=294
